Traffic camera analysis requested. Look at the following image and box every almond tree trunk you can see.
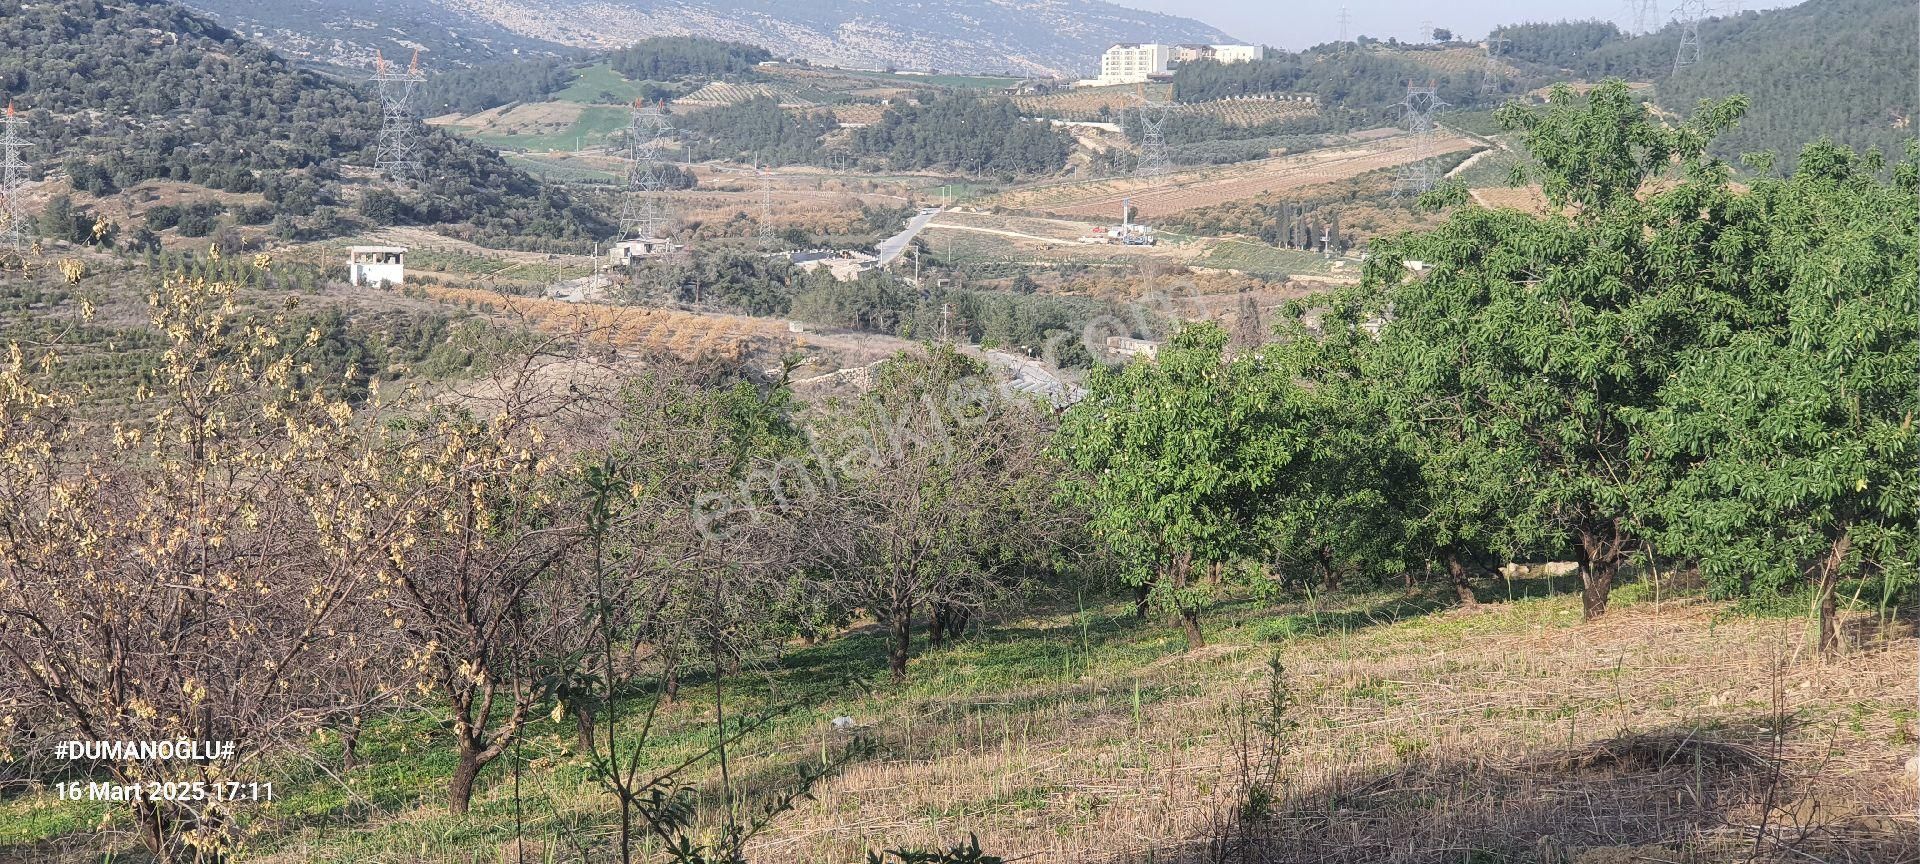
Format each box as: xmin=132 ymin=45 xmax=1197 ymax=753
xmin=448 ymin=738 xmax=484 ymax=815
xmin=573 ymin=701 xmax=596 ymax=754
xmin=888 ymin=596 xmax=913 ymax=682
xmin=341 ymin=712 xmax=364 ymax=771
xmin=929 ymin=602 xmax=949 ymax=648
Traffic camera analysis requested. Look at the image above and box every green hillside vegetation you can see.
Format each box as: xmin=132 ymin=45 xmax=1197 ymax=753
xmin=1491 ymin=1 xmax=1915 ymax=171
xmin=0 ymin=0 xmax=608 ymax=248
xmin=608 ymin=36 xmax=773 ymax=82
xmin=677 ymin=96 xmax=840 ymax=164
xmin=552 ymin=61 xmax=666 ymax=105
xmin=417 ymin=56 xmax=576 ymax=115
xmin=850 ymin=93 xmax=1073 ymax=177
xmin=1172 ymin=47 xmax=1498 ymax=116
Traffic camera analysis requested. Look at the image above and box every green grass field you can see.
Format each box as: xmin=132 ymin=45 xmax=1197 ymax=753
xmin=552 ymin=61 xmax=650 ymax=106
xmin=469 ymin=105 xmax=630 ymax=153
xmin=505 ymin=152 xmax=624 ymax=183
xmin=4 ymin=570 xmax=1904 ymax=864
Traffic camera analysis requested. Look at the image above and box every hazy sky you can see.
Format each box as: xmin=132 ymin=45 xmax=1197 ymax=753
xmin=1112 ymin=1 xmax=1802 ymax=50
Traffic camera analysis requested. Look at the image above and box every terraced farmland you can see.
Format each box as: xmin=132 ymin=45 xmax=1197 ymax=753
xmin=429 ymin=101 xmax=631 ymax=152
xmin=992 ymin=133 xmax=1482 ymax=218
xmin=1402 ymin=46 xmax=1522 ymax=78
xmin=1017 ymin=86 xmax=1313 ymax=127
xmin=823 ymin=103 xmax=887 ymax=126
xmin=1179 ymin=97 xmax=1316 ymax=127
xmin=422 ymin=285 xmax=789 ymax=360
xmin=676 ymin=81 xmax=812 ymax=108
xmin=1014 ymin=84 xmax=1173 ymax=120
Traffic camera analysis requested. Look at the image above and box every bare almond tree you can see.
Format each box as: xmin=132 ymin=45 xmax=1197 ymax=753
xmin=0 ymin=273 xmax=411 ymax=860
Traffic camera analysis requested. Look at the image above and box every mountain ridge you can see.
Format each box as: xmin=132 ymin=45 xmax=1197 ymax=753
xmin=185 ymin=0 xmax=1241 ymax=76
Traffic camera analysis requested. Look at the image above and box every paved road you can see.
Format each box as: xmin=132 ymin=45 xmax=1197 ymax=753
xmin=875 ymin=208 xmax=942 ymax=265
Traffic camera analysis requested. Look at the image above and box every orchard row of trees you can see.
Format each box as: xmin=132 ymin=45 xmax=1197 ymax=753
xmin=0 ymin=80 xmax=1909 ymax=863
xmin=1059 ymin=81 xmax=1916 ymax=652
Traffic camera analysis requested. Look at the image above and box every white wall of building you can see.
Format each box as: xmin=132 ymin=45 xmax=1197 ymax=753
xmin=1208 ymin=44 xmax=1261 ymax=64
xmin=1093 ymin=43 xmax=1260 ymax=85
xmin=1096 ymin=43 xmax=1171 ymax=84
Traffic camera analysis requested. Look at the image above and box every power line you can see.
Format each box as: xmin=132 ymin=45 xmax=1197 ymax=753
xmin=370 ymin=50 xmax=426 ymax=181
xmin=756 ymin=159 xmax=776 ymax=251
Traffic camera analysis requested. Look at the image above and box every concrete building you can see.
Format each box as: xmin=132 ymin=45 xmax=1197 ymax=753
xmin=347 ymin=246 xmax=405 ymax=287
xmin=1092 ymin=43 xmax=1261 ymax=85
xmin=1096 ymin=43 xmax=1172 ymax=84
xmin=609 ymin=237 xmax=676 ymax=266
xmin=1104 ymin=336 xmax=1160 ymax=358
xmin=1169 ymin=44 xmax=1262 ymax=65
xmin=789 ymin=249 xmax=877 ymax=282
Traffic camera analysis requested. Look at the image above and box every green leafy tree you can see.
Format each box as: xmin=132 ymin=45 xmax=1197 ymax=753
xmin=1632 ymin=140 xmax=1918 ymax=654
xmin=1339 ymin=81 xmax=1750 ymax=618
xmin=1055 ymin=323 xmax=1298 ymax=647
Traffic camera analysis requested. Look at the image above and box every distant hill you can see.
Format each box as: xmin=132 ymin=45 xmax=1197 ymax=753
xmin=183 ymin=0 xmax=1239 ymax=77
xmin=183 ymin=0 xmax=575 ymax=68
xmin=1494 ymin=0 xmax=1915 ymax=170
xmin=0 ymin=0 xmax=607 ymax=249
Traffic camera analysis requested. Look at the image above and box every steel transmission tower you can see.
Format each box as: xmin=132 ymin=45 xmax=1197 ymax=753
xmin=1627 ymin=0 xmax=1660 ymax=34
xmin=1133 ymin=87 xmax=1170 ymax=184
xmin=1482 ymin=33 xmax=1510 ymax=99
xmin=1393 ymin=80 xmax=1448 ymax=195
xmin=0 ymin=103 xmax=31 ymax=254
xmin=618 ymin=100 xmax=675 ymax=242
xmin=1672 ymin=0 xmax=1705 ymax=72
xmin=756 ymin=159 xmax=775 ymax=250
xmin=371 ymin=50 xmax=426 ymax=180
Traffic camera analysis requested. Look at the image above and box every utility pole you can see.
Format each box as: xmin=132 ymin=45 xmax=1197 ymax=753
xmin=371 ymin=50 xmax=426 ymax=181
xmin=0 ymin=102 xmax=32 ymax=254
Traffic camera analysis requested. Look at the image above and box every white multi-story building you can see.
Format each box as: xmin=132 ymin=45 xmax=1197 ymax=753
xmin=1092 ymin=43 xmax=1261 ymax=85
xmin=1097 ymin=43 xmax=1172 ymax=84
